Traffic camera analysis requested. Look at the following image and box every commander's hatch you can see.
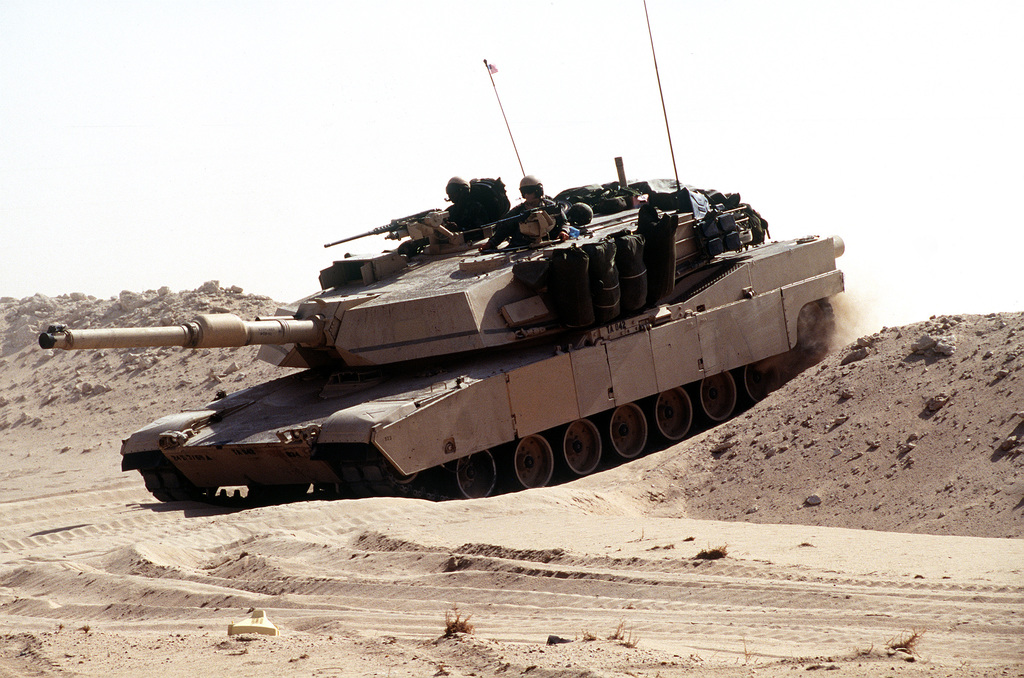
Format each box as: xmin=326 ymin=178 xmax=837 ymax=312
xmin=319 ymin=252 xmax=408 ymax=290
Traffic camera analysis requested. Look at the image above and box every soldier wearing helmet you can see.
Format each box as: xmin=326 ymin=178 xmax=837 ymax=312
xmin=444 ymin=176 xmax=489 ymax=235
xmin=480 ymin=175 xmax=568 ymax=251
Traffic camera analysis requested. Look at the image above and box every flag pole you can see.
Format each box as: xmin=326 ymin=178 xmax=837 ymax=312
xmin=483 ymin=59 xmax=525 ymax=177
xmin=643 ymin=0 xmax=680 ymax=190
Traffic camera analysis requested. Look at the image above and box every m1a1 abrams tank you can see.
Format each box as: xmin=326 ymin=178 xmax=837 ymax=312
xmin=39 ymin=173 xmax=844 ymax=503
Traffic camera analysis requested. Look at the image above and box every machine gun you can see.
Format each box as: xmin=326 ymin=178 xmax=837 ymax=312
xmin=476 ymin=202 xmax=568 ymax=251
xmin=323 ymin=208 xmax=441 ymax=249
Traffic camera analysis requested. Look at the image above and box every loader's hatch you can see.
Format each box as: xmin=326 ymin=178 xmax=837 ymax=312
xmin=319 ymin=252 xmax=408 ymax=289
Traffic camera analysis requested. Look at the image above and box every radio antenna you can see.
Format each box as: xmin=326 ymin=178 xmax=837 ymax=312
xmin=483 ymin=59 xmax=526 ymax=176
xmin=643 ymin=0 xmax=680 ymax=190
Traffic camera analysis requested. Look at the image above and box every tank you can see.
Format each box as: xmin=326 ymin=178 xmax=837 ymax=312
xmin=38 ymin=175 xmax=845 ymax=503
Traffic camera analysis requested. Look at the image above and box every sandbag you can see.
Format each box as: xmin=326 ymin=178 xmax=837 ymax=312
xmin=636 ymin=212 xmax=678 ymax=305
xmin=549 ymin=246 xmax=594 ymax=328
xmin=581 ymin=240 xmax=620 ymax=323
xmin=613 ymin=233 xmax=647 ymax=313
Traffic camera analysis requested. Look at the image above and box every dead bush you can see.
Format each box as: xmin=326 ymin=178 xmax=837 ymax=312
xmin=887 ymin=628 xmax=925 ymax=655
xmin=694 ymin=544 xmax=728 ymax=560
xmin=443 ymin=605 xmax=474 ymax=637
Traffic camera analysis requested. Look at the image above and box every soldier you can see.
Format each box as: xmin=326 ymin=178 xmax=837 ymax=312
xmin=480 ymin=175 xmax=568 ymax=251
xmin=444 ymin=176 xmax=489 ymax=234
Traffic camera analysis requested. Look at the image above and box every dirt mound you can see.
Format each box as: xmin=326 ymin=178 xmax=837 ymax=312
xmin=613 ymin=312 xmax=1024 ymax=538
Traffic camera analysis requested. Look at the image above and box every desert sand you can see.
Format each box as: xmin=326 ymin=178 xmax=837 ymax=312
xmin=0 ymin=284 xmax=1021 ymax=677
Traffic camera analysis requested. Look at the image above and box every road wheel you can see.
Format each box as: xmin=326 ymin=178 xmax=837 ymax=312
xmin=513 ymin=435 xmax=555 ymax=489
xmin=743 ymin=359 xmax=782 ymax=402
xmin=607 ymin=403 xmax=648 ymax=459
xmin=562 ymin=419 xmax=602 ymax=476
xmin=700 ymin=371 xmax=737 ymax=422
xmin=455 ymin=450 xmax=497 ymax=499
xmin=652 ymin=387 xmax=693 ymax=441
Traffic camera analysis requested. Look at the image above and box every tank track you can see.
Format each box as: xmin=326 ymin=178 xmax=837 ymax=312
xmin=136 ymin=452 xmax=454 ymax=506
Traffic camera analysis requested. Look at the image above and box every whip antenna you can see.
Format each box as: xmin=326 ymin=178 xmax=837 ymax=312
xmin=483 ymin=59 xmax=525 ymax=176
xmin=643 ymin=1 xmax=680 ymax=189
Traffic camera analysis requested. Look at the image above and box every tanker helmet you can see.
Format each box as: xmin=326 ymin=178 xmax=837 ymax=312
xmin=446 ymin=176 xmax=470 ymax=201
xmin=519 ymin=175 xmax=543 ymax=196
xmin=567 ymin=202 xmax=594 ymax=227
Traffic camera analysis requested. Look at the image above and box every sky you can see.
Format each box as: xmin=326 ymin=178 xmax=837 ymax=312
xmin=2 ymin=0 xmax=1022 ymax=333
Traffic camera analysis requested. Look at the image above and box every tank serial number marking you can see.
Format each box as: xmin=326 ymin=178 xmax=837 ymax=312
xmin=168 ymin=453 xmax=214 ymax=462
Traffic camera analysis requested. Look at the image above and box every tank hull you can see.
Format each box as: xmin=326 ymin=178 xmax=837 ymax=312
xmin=122 ymin=233 xmax=843 ymax=502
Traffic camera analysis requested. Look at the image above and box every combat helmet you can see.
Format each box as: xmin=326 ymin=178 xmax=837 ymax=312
xmin=446 ymin=176 xmax=470 ymax=201
xmin=567 ymin=202 xmax=594 ymax=226
xmin=519 ymin=175 xmax=543 ymax=195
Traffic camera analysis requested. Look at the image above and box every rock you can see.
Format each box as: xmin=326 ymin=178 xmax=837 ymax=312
xmin=934 ymin=336 xmax=956 ymax=355
xmin=804 ymin=495 xmax=822 ymax=506
xmin=926 ymin=393 xmax=950 ymax=412
xmin=546 ymin=635 xmax=572 ymax=645
xmin=840 ymin=347 xmax=869 ymax=365
xmin=116 ymin=290 xmax=145 ymax=312
xmin=911 ymin=335 xmax=937 ymax=353
xmin=198 ymin=280 xmax=221 ymax=295
xmin=710 ymin=439 xmax=736 ymax=457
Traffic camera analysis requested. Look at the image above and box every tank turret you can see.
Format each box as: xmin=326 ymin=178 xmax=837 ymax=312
xmin=37 ymin=172 xmax=845 ymax=504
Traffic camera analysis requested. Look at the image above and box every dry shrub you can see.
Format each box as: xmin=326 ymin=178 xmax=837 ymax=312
xmin=608 ymin=620 xmax=639 ymax=648
xmin=622 ymin=630 xmax=640 ymax=648
xmin=694 ymin=544 xmax=728 ymax=560
xmin=581 ymin=630 xmax=597 ymax=642
xmin=887 ymin=628 xmax=925 ymax=655
xmin=443 ymin=605 xmax=474 ymax=637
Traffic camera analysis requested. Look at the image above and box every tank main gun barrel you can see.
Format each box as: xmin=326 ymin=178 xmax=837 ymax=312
xmin=39 ymin=314 xmax=324 ymax=351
